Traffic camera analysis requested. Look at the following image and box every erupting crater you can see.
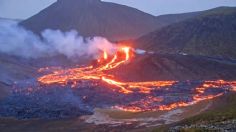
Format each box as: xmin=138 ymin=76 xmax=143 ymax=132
xmin=37 ymin=46 xmax=236 ymax=112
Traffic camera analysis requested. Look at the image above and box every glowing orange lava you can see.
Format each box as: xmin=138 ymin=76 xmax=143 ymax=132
xmin=103 ymin=51 xmax=108 ymax=60
xmin=38 ymin=46 xmax=236 ymax=112
xmin=38 ymin=46 xmax=175 ymax=94
xmin=115 ymin=80 xmax=236 ymax=112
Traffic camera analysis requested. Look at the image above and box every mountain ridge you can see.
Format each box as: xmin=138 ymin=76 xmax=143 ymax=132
xmin=20 ymin=0 xmax=201 ymax=41
xmin=134 ymin=6 xmax=236 ymax=59
xmin=21 ymin=0 xmax=158 ymax=41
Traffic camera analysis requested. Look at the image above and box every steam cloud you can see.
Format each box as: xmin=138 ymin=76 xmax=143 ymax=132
xmin=0 ymin=20 xmax=115 ymax=59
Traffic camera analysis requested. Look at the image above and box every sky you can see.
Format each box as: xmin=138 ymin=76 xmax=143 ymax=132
xmin=0 ymin=0 xmax=236 ymax=19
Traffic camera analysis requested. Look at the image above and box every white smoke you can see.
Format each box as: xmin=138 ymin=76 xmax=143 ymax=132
xmin=0 ymin=20 xmax=116 ymax=59
xmin=135 ymin=49 xmax=146 ymax=55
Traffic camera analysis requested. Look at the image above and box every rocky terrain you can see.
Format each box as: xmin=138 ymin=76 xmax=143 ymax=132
xmin=0 ymin=54 xmax=36 ymax=98
xmin=170 ymin=120 xmax=236 ymax=132
xmin=0 ymin=1 xmax=236 ymax=131
xmin=111 ymin=53 xmax=236 ymax=81
xmin=165 ymin=93 xmax=236 ymax=131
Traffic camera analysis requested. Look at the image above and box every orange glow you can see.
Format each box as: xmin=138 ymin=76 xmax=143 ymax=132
xmin=103 ymin=51 xmax=108 ymax=60
xmin=37 ymin=46 xmax=236 ymax=112
xmin=232 ymin=86 xmax=236 ymax=92
xmin=121 ymin=47 xmax=130 ymax=61
xmin=101 ymin=77 xmax=132 ymax=94
xmin=114 ymin=80 xmax=236 ymax=112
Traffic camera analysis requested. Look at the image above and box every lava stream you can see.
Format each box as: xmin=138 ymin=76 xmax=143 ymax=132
xmin=38 ymin=46 xmax=236 ymax=112
xmin=38 ymin=46 xmax=175 ymax=94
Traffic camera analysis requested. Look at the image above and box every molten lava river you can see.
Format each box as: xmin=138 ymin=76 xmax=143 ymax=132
xmin=36 ymin=46 xmax=236 ymax=112
xmin=2 ymin=46 xmax=236 ymax=120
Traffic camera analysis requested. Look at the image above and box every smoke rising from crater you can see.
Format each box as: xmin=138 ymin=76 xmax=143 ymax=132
xmin=0 ymin=20 xmax=115 ymax=59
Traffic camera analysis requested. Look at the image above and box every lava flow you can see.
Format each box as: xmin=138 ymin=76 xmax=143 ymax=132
xmin=38 ymin=46 xmax=236 ymax=112
xmin=38 ymin=46 xmax=176 ymax=94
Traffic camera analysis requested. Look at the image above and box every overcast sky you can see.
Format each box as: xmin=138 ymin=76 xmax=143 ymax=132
xmin=0 ymin=0 xmax=236 ymax=19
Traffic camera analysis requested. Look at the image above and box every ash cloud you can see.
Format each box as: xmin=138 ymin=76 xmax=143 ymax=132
xmin=0 ymin=20 xmax=115 ymax=59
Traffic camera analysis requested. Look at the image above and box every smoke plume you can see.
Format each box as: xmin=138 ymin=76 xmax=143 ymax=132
xmin=0 ymin=20 xmax=115 ymax=59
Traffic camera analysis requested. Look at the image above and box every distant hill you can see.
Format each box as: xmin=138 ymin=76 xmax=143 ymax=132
xmin=0 ymin=17 xmax=22 ymax=23
xmin=134 ymin=7 xmax=236 ymax=59
xmin=155 ymin=11 xmax=200 ymax=28
xmin=20 ymin=0 xmax=198 ymax=41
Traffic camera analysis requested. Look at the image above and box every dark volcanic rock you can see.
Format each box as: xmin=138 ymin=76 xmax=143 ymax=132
xmin=110 ymin=53 xmax=236 ymax=81
xmin=1 ymin=53 xmax=236 ymax=119
xmin=0 ymin=85 xmax=93 ymax=119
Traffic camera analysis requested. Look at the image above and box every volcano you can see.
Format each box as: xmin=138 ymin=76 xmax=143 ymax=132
xmin=0 ymin=42 xmax=236 ymax=130
xmin=20 ymin=0 xmax=198 ymax=41
xmin=1 ymin=3 xmax=236 ymax=131
xmin=0 ymin=46 xmax=235 ymax=120
xmin=20 ymin=0 xmax=159 ymax=41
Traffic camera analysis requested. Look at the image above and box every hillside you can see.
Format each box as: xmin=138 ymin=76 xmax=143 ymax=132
xmin=152 ymin=93 xmax=236 ymax=131
xmin=155 ymin=11 xmax=200 ymax=27
xmin=0 ymin=54 xmax=37 ymax=99
xmin=21 ymin=0 xmax=159 ymax=41
xmin=20 ymin=0 xmax=198 ymax=41
xmin=134 ymin=7 xmax=236 ymax=59
xmin=111 ymin=53 xmax=236 ymax=81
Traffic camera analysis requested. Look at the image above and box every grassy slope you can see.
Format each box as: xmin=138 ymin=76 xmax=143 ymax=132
xmin=178 ymin=93 xmax=236 ymax=124
xmin=152 ymin=93 xmax=236 ymax=131
xmin=135 ymin=7 xmax=236 ymax=59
